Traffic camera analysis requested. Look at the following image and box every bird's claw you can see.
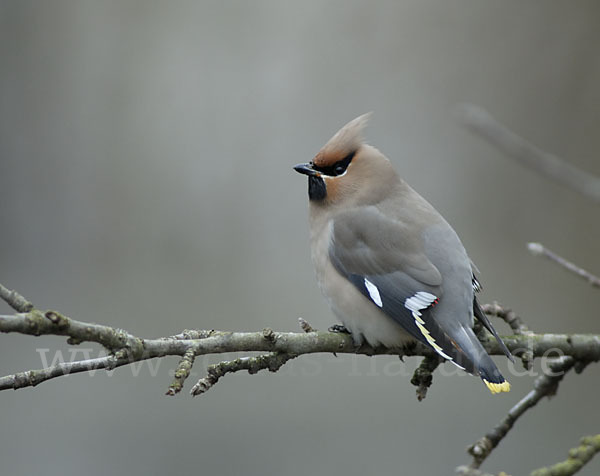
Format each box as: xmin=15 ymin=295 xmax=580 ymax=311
xmin=328 ymin=324 xmax=351 ymax=334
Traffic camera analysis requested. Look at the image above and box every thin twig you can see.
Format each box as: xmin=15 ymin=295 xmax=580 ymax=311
xmin=480 ymin=302 xmax=532 ymax=337
xmin=0 ymin=352 xmax=131 ymax=391
xmin=481 ymin=302 xmax=534 ymax=369
xmin=530 ymin=434 xmax=600 ymax=476
xmin=410 ymin=354 xmax=442 ymax=401
xmin=467 ymin=357 xmax=577 ymax=469
xmin=298 ymin=317 xmax=316 ymax=333
xmin=166 ymin=348 xmax=196 ymax=395
xmin=190 ymin=352 xmax=297 ymax=396
xmin=528 ymin=242 xmax=600 ymax=289
xmin=0 ymin=283 xmax=34 ymax=313
xmin=455 ymin=466 xmax=497 ymax=476
xmin=459 ymin=104 xmax=600 ymax=203
xmin=0 ymin=310 xmax=145 ymax=354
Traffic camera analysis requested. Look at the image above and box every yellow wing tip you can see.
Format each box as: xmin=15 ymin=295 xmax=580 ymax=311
xmin=483 ymin=379 xmax=511 ymax=394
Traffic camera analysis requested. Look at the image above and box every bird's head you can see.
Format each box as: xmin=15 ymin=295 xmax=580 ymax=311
xmin=294 ymin=113 xmax=397 ymax=207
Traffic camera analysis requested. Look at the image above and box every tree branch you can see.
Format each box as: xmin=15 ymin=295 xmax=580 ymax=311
xmin=528 ymin=242 xmax=600 ymax=289
xmin=0 ymin=283 xmax=34 ymax=313
xmin=480 ymin=301 xmax=534 ymax=370
xmin=410 ymin=354 xmax=442 ymax=401
xmin=530 ymin=434 xmax=600 ymax=476
xmin=189 ymin=352 xmax=298 ymax=396
xmin=455 ymin=466 xmax=497 ymax=476
xmin=465 ymin=356 xmax=580 ymax=470
xmin=480 ymin=302 xmax=533 ymax=337
xmin=2 ymin=283 xmax=600 ymax=475
xmin=459 ymin=104 xmax=600 ymax=203
xmin=0 ymin=352 xmax=132 ymax=390
xmin=2 ymin=309 xmax=600 ymax=395
xmin=165 ymin=348 xmax=196 ymax=395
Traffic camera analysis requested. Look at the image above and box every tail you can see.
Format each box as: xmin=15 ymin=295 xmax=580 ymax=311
xmin=473 ymin=297 xmax=514 ymax=362
xmin=477 ymin=352 xmax=511 ymax=394
xmin=449 ymin=325 xmax=511 ymax=394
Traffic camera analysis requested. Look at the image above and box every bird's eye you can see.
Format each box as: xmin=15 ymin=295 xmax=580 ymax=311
xmin=312 ymin=151 xmax=356 ymax=177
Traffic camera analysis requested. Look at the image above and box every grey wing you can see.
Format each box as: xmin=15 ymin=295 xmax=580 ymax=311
xmin=330 ymin=208 xmax=470 ymax=364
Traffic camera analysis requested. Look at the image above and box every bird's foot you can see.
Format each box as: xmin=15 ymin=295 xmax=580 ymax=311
xmin=355 ymin=341 xmax=376 ymax=356
xmin=328 ymin=324 xmax=351 ymax=334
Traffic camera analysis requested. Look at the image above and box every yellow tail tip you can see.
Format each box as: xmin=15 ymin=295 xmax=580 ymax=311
xmin=483 ymin=379 xmax=511 ymax=394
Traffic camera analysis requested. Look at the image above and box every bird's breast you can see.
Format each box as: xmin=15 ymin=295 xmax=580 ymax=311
xmin=308 ymin=215 xmax=413 ymax=348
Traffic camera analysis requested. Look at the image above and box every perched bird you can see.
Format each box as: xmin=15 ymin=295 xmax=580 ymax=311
xmin=294 ymin=114 xmax=513 ymax=394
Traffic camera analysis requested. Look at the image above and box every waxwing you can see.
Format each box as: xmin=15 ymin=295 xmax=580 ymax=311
xmin=294 ymin=114 xmax=513 ymax=394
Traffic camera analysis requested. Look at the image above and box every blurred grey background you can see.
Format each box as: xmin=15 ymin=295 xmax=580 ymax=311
xmin=1 ymin=1 xmax=599 ymax=475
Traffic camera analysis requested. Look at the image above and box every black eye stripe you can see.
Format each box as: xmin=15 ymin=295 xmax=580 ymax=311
xmin=313 ymin=151 xmax=356 ymax=177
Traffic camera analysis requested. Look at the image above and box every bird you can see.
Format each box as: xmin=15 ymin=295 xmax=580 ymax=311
xmin=293 ymin=114 xmax=513 ymax=394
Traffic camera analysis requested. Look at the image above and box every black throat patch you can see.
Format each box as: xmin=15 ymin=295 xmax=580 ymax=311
xmin=308 ymin=175 xmax=327 ymax=201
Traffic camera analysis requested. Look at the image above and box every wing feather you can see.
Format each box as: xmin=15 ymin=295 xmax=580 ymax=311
xmin=330 ymin=208 xmax=468 ymax=366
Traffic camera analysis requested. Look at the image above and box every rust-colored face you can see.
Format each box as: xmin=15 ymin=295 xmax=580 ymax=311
xmin=313 ymin=149 xmax=352 ymax=168
xmin=294 ymin=149 xmax=357 ymax=202
xmin=294 ymin=114 xmax=372 ymax=203
xmin=312 ymin=150 xmax=356 ymax=177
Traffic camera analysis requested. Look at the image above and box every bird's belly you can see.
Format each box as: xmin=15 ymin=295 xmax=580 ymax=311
xmin=326 ymin=272 xmax=414 ymax=348
xmin=310 ymin=226 xmax=413 ymax=348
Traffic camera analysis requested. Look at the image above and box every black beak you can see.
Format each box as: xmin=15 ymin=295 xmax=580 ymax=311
xmin=293 ymin=163 xmax=319 ymax=177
